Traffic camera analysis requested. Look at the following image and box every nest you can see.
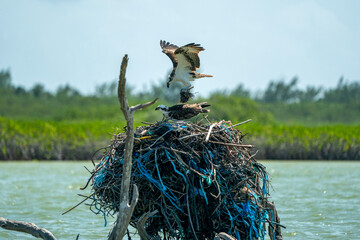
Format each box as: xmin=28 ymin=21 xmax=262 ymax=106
xmin=86 ymin=120 xmax=278 ymax=240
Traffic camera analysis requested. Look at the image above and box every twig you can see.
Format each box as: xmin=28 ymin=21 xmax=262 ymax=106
xmin=147 ymin=129 xmax=173 ymax=149
xmin=229 ymin=119 xmax=252 ymax=128
xmin=207 ymin=140 xmax=254 ymax=148
xmin=205 ymin=123 xmax=218 ymax=142
xmin=250 ymin=150 xmax=259 ymax=158
xmin=266 ymin=219 xmax=286 ymax=229
xmin=62 ymin=193 xmax=95 ymax=215
xmin=141 ymin=122 xmax=155 ymax=125
xmin=179 ymin=119 xmax=252 ymax=140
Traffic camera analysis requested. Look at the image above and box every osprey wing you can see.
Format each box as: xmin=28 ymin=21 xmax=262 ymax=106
xmin=175 ymin=43 xmax=205 ymax=71
xmin=166 ymin=103 xmax=209 ymax=120
xmin=167 ymin=104 xmax=185 ymax=112
xmin=169 ymin=104 xmax=201 ymax=120
xmin=160 ymin=40 xmax=179 ymax=68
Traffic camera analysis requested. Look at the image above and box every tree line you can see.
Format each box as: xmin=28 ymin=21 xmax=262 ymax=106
xmin=1 ymin=69 xmax=359 ymax=124
xmin=2 ymin=69 xmax=358 ymax=103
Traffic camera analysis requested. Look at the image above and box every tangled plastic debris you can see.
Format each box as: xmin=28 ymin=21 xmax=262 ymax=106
xmin=84 ymin=119 xmax=282 ymax=240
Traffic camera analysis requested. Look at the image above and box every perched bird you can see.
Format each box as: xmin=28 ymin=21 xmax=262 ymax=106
xmin=155 ymin=102 xmax=210 ymax=120
xmin=160 ymin=40 xmax=213 ymax=88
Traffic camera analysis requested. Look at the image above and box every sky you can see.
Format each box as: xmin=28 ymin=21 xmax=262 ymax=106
xmin=1 ymin=0 xmax=359 ymax=96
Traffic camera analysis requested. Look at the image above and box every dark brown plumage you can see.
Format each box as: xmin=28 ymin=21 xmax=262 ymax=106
xmin=179 ymin=86 xmax=194 ymax=103
xmin=155 ymin=102 xmax=210 ymax=120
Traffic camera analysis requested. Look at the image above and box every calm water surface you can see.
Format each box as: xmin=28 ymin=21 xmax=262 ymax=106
xmin=0 ymin=161 xmax=359 ymax=239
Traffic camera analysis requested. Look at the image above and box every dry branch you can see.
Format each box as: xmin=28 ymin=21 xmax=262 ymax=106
xmin=214 ymin=232 xmax=237 ymax=240
xmin=0 ymin=217 xmax=56 ymax=240
xmin=136 ymin=210 xmax=160 ymax=240
xmin=108 ymin=54 xmax=158 ymax=240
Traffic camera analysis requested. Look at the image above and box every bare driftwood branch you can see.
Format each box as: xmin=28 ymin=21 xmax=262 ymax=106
xmin=108 ymin=54 xmax=158 ymax=240
xmin=108 ymin=185 xmax=139 ymax=240
xmin=136 ymin=210 xmax=159 ymax=240
xmin=130 ymin=98 xmax=159 ymax=113
xmin=213 ymin=232 xmax=237 ymax=240
xmin=0 ymin=217 xmax=56 ymax=240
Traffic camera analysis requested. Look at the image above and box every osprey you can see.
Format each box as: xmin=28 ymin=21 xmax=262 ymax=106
xmin=160 ymin=40 xmax=213 ymax=88
xmin=155 ymin=102 xmax=210 ymax=120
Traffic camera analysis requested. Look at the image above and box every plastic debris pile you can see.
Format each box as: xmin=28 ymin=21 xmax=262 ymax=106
xmin=86 ymin=120 xmax=281 ymax=240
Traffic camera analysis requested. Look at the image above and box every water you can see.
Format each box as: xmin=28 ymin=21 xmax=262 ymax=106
xmin=0 ymin=161 xmax=359 ymax=239
xmin=0 ymin=161 xmax=112 ymax=239
xmin=264 ymin=161 xmax=360 ymax=239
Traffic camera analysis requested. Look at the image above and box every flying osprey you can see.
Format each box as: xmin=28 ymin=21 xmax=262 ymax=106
xmin=160 ymin=40 xmax=213 ymax=88
xmin=155 ymin=102 xmax=210 ymax=120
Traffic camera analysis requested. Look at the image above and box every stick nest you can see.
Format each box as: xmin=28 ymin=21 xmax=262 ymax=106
xmin=87 ymin=120 xmax=277 ymax=240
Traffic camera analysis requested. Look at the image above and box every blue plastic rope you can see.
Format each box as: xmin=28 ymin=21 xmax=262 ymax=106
xmin=165 ymin=150 xmax=187 ymax=184
xmin=92 ymin=195 xmax=107 ymax=227
xmin=137 ymin=150 xmax=183 ymax=212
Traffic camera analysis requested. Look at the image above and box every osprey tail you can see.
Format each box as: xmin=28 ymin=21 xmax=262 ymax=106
xmin=199 ymin=102 xmax=210 ymax=113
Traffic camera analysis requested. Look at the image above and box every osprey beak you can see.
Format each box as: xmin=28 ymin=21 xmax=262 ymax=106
xmin=155 ymin=106 xmax=160 ymax=110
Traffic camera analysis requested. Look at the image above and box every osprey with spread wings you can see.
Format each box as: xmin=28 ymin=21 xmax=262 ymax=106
xmin=160 ymin=40 xmax=213 ymax=88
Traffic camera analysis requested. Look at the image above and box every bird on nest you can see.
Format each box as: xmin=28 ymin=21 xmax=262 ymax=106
xmin=160 ymin=40 xmax=213 ymax=88
xmin=155 ymin=102 xmax=210 ymax=121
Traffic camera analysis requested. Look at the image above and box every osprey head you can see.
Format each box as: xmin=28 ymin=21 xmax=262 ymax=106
xmin=155 ymin=105 xmax=169 ymax=112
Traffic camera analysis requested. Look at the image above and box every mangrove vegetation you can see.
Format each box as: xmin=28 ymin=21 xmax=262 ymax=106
xmin=0 ymin=69 xmax=359 ymax=160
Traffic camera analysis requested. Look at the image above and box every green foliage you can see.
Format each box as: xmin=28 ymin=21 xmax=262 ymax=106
xmin=254 ymin=77 xmax=360 ymax=124
xmin=207 ymin=94 xmax=275 ymax=124
xmin=56 ymin=84 xmax=81 ymax=98
xmin=230 ymin=83 xmax=250 ymax=98
xmin=94 ymin=81 xmax=120 ymax=97
xmin=0 ymin=69 xmax=12 ymax=89
xmin=0 ymin=116 xmax=123 ymax=160
xmin=298 ymin=86 xmax=322 ymax=102
xmin=136 ymin=80 xmax=185 ymax=103
xmin=323 ymin=77 xmax=360 ymax=104
xmin=242 ymin=123 xmax=360 ymax=160
xmin=1 ymin=117 xmax=358 ymax=160
xmin=30 ymin=83 xmax=50 ymax=98
xmin=1 ymin=68 xmax=359 ymax=125
xmin=1 ymin=69 xmax=359 ymax=160
xmin=261 ymin=77 xmax=300 ymax=103
xmin=261 ymin=101 xmax=360 ymax=125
